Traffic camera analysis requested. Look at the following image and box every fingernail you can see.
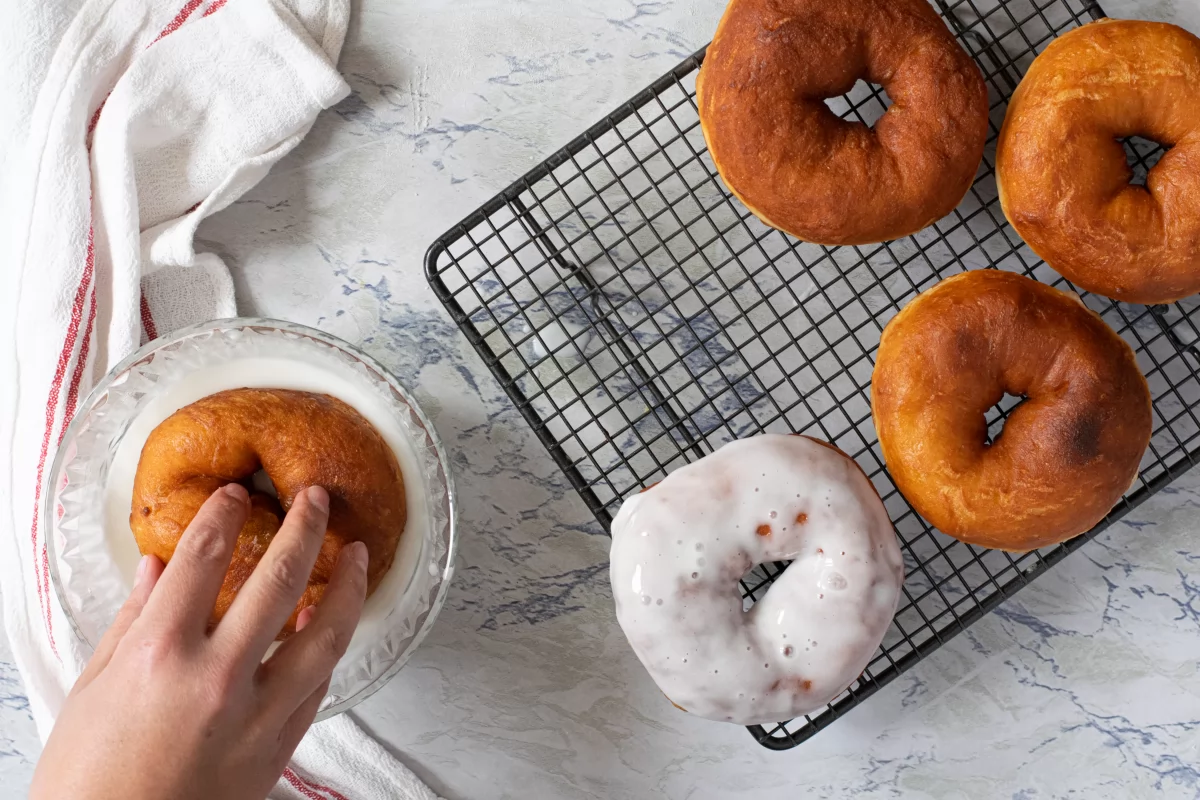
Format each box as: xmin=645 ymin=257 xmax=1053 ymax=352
xmin=296 ymin=605 xmax=316 ymax=632
xmin=349 ymin=541 xmax=368 ymax=571
xmin=222 ymin=483 xmax=248 ymax=502
xmin=135 ymin=554 xmax=152 ymax=584
xmin=308 ymin=486 xmax=329 ymax=514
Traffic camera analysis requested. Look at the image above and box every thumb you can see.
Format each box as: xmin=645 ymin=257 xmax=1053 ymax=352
xmin=74 ymin=554 xmax=165 ymax=691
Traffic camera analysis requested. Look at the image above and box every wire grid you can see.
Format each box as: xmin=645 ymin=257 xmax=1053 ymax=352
xmin=426 ymin=0 xmax=1200 ymax=750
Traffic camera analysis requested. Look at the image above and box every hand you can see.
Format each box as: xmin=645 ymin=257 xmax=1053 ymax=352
xmin=30 ymin=483 xmax=369 ymax=800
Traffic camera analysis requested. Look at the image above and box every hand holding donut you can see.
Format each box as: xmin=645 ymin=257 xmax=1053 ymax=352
xmin=30 ymin=484 xmax=368 ymax=800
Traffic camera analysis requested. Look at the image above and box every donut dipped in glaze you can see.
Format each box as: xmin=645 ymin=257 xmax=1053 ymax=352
xmin=131 ymin=388 xmax=406 ymax=638
xmin=609 ymin=434 xmax=904 ymax=725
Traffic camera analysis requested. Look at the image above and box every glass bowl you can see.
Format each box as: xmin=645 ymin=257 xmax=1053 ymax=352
xmin=46 ymin=318 xmax=457 ymax=719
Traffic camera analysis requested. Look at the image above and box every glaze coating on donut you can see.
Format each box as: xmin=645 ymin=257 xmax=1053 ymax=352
xmin=872 ymin=271 xmax=1151 ymax=551
xmin=996 ymin=19 xmax=1200 ymax=303
xmin=131 ymin=389 xmax=405 ymax=636
xmin=609 ymin=434 xmax=904 ymax=725
xmin=696 ymin=0 xmax=989 ymax=245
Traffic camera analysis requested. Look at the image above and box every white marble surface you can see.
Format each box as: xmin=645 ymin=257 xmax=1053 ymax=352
xmin=5 ymin=0 xmax=1200 ymax=797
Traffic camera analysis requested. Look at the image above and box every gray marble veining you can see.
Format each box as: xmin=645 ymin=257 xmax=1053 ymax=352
xmin=4 ymin=1 xmax=1200 ymax=797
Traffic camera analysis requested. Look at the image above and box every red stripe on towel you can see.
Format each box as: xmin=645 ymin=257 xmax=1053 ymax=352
xmin=284 ymin=768 xmax=330 ymax=800
xmin=32 ymin=0 xmax=220 ymax=655
xmin=149 ymin=0 xmax=205 ymax=45
xmin=140 ymin=293 xmax=159 ymax=341
xmin=28 ymin=225 xmax=95 ymax=657
xmin=284 ymin=766 xmax=352 ymax=800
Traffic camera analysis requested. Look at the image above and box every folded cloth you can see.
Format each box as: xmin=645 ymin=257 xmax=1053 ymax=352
xmin=0 ymin=1 xmax=439 ymax=797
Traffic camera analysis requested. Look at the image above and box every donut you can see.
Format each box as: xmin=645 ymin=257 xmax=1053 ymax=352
xmin=696 ymin=0 xmax=989 ymax=245
xmin=609 ymin=434 xmax=904 ymax=725
xmin=996 ymin=19 xmax=1200 ymax=303
xmin=131 ymin=388 xmax=405 ymax=636
xmin=872 ymin=270 xmax=1152 ymax=551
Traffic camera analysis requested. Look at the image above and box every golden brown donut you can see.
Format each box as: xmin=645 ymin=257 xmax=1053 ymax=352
xmin=696 ymin=0 xmax=989 ymax=245
xmin=871 ymin=270 xmax=1151 ymax=551
xmin=996 ymin=19 xmax=1200 ymax=303
xmin=131 ymin=389 xmax=405 ymax=636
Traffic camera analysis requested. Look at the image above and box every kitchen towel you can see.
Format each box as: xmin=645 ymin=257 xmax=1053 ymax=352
xmin=0 ymin=1 xmax=439 ymax=798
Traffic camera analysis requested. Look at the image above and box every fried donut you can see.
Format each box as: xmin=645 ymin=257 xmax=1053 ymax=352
xmin=131 ymin=389 xmax=405 ymax=636
xmin=996 ymin=19 xmax=1200 ymax=303
xmin=609 ymin=434 xmax=904 ymax=725
xmin=872 ymin=271 xmax=1151 ymax=551
xmin=696 ymin=0 xmax=989 ymax=245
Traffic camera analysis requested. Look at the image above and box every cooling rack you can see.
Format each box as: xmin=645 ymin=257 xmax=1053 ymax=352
xmin=425 ymin=0 xmax=1200 ymax=749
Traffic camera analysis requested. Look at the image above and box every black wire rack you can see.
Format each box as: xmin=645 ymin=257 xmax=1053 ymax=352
xmin=425 ymin=0 xmax=1199 ymax=750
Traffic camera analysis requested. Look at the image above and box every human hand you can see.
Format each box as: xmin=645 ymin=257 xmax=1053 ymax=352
xmin=30 ymin=483 xmax=368 ymax=800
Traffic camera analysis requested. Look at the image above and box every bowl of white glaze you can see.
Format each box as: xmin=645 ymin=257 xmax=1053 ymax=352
xmin=46 ymin=318 xmax=457 ymax=718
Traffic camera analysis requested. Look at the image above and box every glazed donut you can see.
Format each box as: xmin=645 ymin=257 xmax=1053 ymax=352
xmin=696 ymin=0 xmax=989 ymax=245
xmin=996 ymin=19 xmax=1200 ymax=303
xmin=131 ymin=389 xmax=405 ymax=636
xmin=872 ymin=270 xmax=1152 ymax=551
xmin=609 ymin=434 xmax=904 ymax=725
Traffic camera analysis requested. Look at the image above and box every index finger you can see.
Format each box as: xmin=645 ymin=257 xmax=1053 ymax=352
xmin=141 ymin=483 xmax=248 ymax=639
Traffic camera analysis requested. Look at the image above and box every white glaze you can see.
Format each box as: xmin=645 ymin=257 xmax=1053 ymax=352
xmin=609 ymin=434 xmax=904 ymax=725
xmin=102 ymin=355 xmax=428 ymax=664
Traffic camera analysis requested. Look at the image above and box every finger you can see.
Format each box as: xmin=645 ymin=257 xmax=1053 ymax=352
xmin=75 ymin=554 xmax=165 ymax=690
xmin=217 ymin=486 xmax=331 ymax=663
xmin=295 ymin=605 xmax=317 ymax=632
xmin=268 ymin=605 xmax=327 ymax=770
xmin=257 ymin=541 xmax=367 ymax=721
xmin=272 ymin=677 xmax=330 ymax=776
xmin=143 ymin=483 xmax=248 ymax=638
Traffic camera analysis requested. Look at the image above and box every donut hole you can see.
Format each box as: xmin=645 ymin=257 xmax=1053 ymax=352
xmin=1119 ymin=136 xmax=1169 ymax=188
xmin=984 ymin=393 xmax=1028 ymax=447
xmin=250 ymin=468 xmax=278 ymax=498
xmin=738 ymin=560 xmax=791 ymax=612
xmin=824 ymin=80 xmax=893 ymax=129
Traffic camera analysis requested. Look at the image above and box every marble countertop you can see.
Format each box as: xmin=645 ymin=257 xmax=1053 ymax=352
xmin=5 ymin=0 xmax=1200 ymax=797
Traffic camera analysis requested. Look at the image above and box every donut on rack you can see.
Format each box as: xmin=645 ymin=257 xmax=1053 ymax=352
xmin=872 ymin=270 xmax=1152 ymax=551
xmin=609 ymin=434 xmax=904 ymax=725
xmin=696 ymin=0 xmax=989 ymax=245
xmin=996 ymin=19 xmax=1200 ymax=303
xmin=131 ymin=388 xmax=406 ymax=638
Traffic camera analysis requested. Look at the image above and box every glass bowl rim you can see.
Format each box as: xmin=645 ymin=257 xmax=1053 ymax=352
xmin=45 ymin=316 xmax=459 ymax=719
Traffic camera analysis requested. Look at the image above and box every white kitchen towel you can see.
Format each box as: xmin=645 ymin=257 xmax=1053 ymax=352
xmin=0 ymin=1 xmax=440 ymax=798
